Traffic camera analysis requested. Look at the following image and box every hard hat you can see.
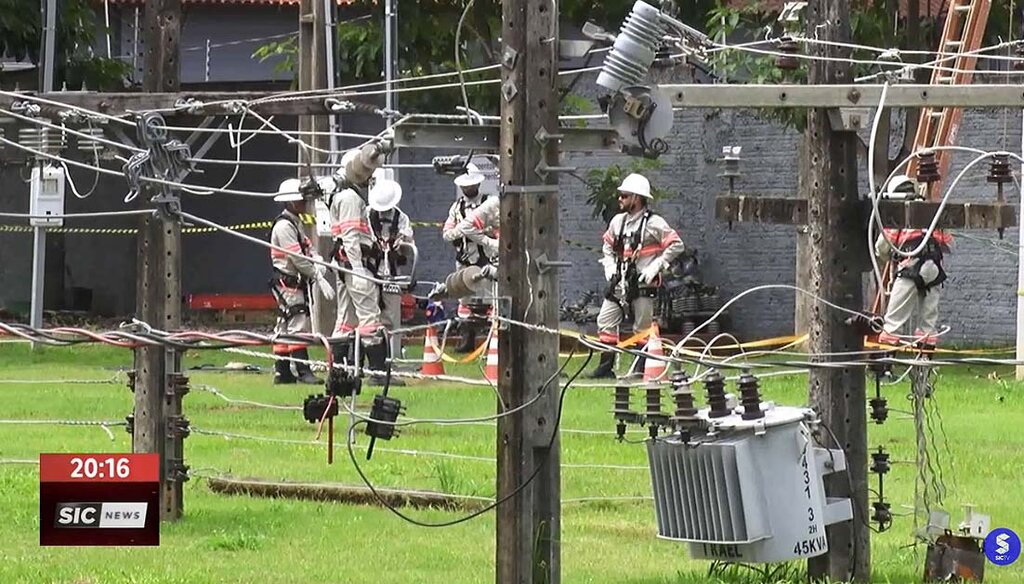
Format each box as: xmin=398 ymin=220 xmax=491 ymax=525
xmin=454 ymin=172 xmax=484 ymax=188
xmin=884 ymin=175 xmax=916 ymax=196
xmin=273 ymin=178 xmax=304 ymax=202
xmin=368 ymin=178 xmax=403 ymax=212
xmin=617 ymin=173 xmax=652 ymax=199
xmin=341 ymin=149 xmax=360 ymax=169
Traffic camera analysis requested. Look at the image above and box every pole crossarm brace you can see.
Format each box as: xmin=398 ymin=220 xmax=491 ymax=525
xmin=665 ymin=84 xmax=1024 ymax=108
xmin=716 ymin=194 xmax=1017 ymax=230
xmin=392 ymin=123 xmax=622 ymax=152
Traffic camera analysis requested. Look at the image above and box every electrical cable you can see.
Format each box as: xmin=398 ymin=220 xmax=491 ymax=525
xmin=344 ymin=347 xmax=593 ymax=528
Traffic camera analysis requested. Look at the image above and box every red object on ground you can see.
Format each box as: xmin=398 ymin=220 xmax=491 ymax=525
xmin=400 ymin=293 xmax=416 ymax=323
xmin=188 ymin=293 xmax=278 ymax=311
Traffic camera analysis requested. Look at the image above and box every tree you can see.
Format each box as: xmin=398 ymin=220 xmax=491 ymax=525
xmin=254 ymin=0 xmax=718 ymax=115
xmin=0 ymin=0 xmax=129 ymax=90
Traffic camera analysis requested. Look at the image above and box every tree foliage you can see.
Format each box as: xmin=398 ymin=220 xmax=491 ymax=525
xmin=0 ymin=0 xmax=129 ymax=89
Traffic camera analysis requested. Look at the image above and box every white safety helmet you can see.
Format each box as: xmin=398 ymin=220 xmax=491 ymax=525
xmin=454 ymin=171 xmax=484 ymax=188
xmin=617 ymin=173 xmax=652 ymax=199
xmin=883 ymin=175 xmax=917 ymax=198
xmin=341 ymin=148 xmax=360 ymax=170
xmin=273 ymin=178 xmax=304 ymax=202
xmin=368 ymin=178 xmax=403 ymax=212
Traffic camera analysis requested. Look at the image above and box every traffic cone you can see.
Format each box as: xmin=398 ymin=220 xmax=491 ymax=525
xmin=643 ymin=323 xmax=668 ymax=382
xmin=420 ymin=325 xmax=445 ymax=376
xmin=484 ymin=326 xmax=499 ymax=383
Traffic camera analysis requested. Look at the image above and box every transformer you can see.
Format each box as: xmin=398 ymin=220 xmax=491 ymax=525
xmin=646 ymin=402 xmax=852 ymax=563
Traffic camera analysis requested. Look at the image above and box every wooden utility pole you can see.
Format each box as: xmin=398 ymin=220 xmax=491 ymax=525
xmin=134 ymin=0 xmax=187 ymax=521
xmin=496 ymin=0 xmax=561 ymax=580
xmin=803 ymin=0 xmax=870 ymax=581
xmin=298 ymin=0 xmax=335 ymax=335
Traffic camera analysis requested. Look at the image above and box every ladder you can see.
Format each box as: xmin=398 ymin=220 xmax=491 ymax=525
xmin=905 ymin=0 xmax=991 ymax=200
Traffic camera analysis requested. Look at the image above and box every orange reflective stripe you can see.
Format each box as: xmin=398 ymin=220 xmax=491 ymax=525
xmin=623 ymin=244 xmax=662 ymax=258
xmin=598 ymin=332 xmax=619 ymax=344
xmin=271 ymin=249 xmax=287 ymax=258
xmin=662 ymin=231 xmax=680 ymax=245
xmin=472 ymin=215 xmax=484 ymax=229
xmin=358 ymin=323 xmax=381 ymax=335
xmin=272 ymin=343 xmax=304 ymax=355
xmin=332 ymin=220 xmax=370 ymax=236
xmin=284 ymin=242 xmax=302 ymax=252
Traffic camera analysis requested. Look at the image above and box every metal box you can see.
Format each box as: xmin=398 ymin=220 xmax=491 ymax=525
xmin=29 ymin=164 xmax=66 ymax=227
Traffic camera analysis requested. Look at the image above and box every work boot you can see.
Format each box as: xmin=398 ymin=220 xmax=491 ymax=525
xmin=587 ymin=352 xmax=616 ymax=379
xmin=293 ymin=349 xmax=323 ymax=385
xmin=272 ymin=358 xmax=297 ymax=385
xmin=331 ymin=341 xmax=353 ymax=370
xmin=365 ymin=342 xmax=406 ymax=386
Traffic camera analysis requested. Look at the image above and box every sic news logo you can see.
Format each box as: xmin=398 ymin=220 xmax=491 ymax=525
xmin=984 ymin=528 xmax=1022 ymax=566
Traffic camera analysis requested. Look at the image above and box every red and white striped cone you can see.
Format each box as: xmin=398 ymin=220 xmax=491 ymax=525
xmin=643 ymin=323 xmax=668 ymax=382
xmin=420 ymin=325 xmax=445 ymax=376
xmin=484 ymin=326 xmax=499 ymax=383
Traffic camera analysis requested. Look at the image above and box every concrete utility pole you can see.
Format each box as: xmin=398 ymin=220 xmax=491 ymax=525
xmin=803 ymin=0 xmax=870 ymax=580
xmin=496 ymin=0 xmax=562 ymax=580
xmin=134 ymin=0 xmax=187 ymax=521
xmin=298 ymin=0 xmax=335 ymax=335
xmin=30 ymin=0 xmax=58 ymax=343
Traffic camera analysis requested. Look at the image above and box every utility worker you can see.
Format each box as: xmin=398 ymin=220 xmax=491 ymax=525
xmin=875 ymin=227 xmax=952 ymax=347
xmin=366 ymin=176 xmax=417 ymax=367
xmin=443 ymin=168 xmax=498 ymax=351
xmin=269 ymin=178 xmax=335 ymax=385
xmin=589 ymin=173 xmax=685 ymax=379
xmin=327 ymin=146 xmax=391 ymax=385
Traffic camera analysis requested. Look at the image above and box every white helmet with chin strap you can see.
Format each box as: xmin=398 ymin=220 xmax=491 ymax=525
xmin=368 ymin=179 xmax=403 ymax=212
xmin=617 ymin=173 xmax=652 ymax=199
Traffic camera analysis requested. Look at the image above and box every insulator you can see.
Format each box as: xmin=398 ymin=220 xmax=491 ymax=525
xmin=704 ymin=369 xmax=730 ymax=418
xmin=870 ymin=447 xmax=890 ymax=475
xmin=706 ymin=320 xmax=721 ymax=336
xmin=869 ymin=396 xmax=888 ymax=424
xmin=915 ymin=151 xmax=941 ymax=185
xmin=645 ymin=383 xmax=667 ymax=438
xmin=987 ymin=153 xmax=1013 ymax=185
xmin=871 ymin=501 xmax=892 ymax=530
xmin=775 ymin=36 xmax=801 ymax=71
xmin=669 ymin=371 xmax=699 ymax=428
xmin=77 ymin=126 xmax=106 ymax=155
xmin=612 ymin=384 xmax=633 ymax=420
xmin=737 ymin=371 xmax=764 ymax=420
xmin=597 ymin=0 xmax=667 ymax=91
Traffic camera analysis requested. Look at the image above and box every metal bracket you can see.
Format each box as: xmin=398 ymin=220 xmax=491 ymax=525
xmin=502 ymin=80 xmax=519 ymax=102
xmin=495 ymin=296 xmax=512 ymax=330
xmin=535 ymin=160 xmax=577 ymax=180
xmin=166 ymin=372 xmax=191 ymax=398
xmin=827 ymin=107 xmax=872 ymax=132
xmin=502 ymin=47 xmax=519 ymax=70
xmin=535 ymin=253 xmax=572 ymax=275
xmin=125 ymin=370 xmax=137 ymax=393
xmin=166 ymin=457 xmax=190 ymax=483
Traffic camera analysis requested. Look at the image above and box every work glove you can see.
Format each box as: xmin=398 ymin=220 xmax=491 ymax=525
xmin=316 ymin=275 xmax=336 ymax=301
xmin=480 ymin=264 xmax=498 ymax=280
xmin=481 ymin=237 xmax=499 ymax=257
xmin=638 ymin=258 xmax=665 ymax=285
xmin=602 ymin=258 xmax=616 ymax=282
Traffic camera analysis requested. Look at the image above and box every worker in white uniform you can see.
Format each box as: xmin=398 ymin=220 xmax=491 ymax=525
xmin=589 ymin=173 xmax=685 ymax=379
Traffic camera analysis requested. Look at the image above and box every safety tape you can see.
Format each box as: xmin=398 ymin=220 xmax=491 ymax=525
xmin=864 ymin=339 xmax=1014 ymax=355
xmin=438 ymin=337 xmax=490 ymax=363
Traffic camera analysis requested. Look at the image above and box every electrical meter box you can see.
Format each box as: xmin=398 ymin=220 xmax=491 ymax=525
xmin=314 ymin=199 xmax=332 ymax=237
xmin=29 ymin=165 xmax=66 ymax=227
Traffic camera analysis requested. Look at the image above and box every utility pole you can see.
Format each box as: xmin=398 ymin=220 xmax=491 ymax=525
xmin=496 ymin=0 xmax=561 ymax=581
xmin=133 ymin=0 xmax=187 ymax=521
xmin=29 ymin=0 xmax=58 ymax=343
xmin=298 ymin=0 xmax=335 ymax=335
xmin=803 ymin=0 xmax=870 ymax=581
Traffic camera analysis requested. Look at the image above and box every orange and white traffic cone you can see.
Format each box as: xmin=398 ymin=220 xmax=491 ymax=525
xmin=643 ymin=323 xmax=668 ymax=382
xmin=484 ymin=326 xmax=499 ymax=383
xmin=420 ymin=325 xmax=445 ymax=376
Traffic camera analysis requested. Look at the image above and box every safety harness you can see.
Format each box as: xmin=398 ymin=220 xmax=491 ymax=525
xmin=453 ymin=195 xmax=492 ymax=267
xmin=269 ymin=212 xmax=311 ymax=322
xmin=894 ymin=230 xmax=948 ymax=292
xmin=607 ymin=209 xmax=658 ymax=303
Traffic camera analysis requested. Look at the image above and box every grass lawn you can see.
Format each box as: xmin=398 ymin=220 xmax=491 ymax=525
xmin=1 ymin=341 xmax=1023 ymax=583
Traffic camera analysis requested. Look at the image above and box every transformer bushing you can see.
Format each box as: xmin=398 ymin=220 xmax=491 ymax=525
xmin=645 ymin=383 xmax=668 ymax=438
xmin=596 ymin=1 xmax=667 ymax=91
xmin=737 ymin=371 xmax=764 ymax=420
xmin=612 ymin=383 xmax=640 ymax=440
xmin=704 ymin=369 xmax=730 ymax=418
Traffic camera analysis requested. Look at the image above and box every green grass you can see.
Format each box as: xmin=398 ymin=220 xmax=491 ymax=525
xmin=1 ymin=342 xmax=1023 ymax=583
